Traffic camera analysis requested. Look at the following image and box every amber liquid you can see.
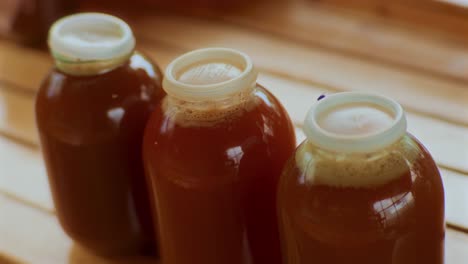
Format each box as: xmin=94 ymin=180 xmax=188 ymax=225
xmin=143 ymin=86 xmax=296 ymax=264
xmin=36 ymin=53 xmax=164 ymax=256
xmin=278 ymin=138 xmax=445 ymax=264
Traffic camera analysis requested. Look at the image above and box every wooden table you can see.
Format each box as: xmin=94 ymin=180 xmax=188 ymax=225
xmin=1 ymin=0 xmax=468 ymax=263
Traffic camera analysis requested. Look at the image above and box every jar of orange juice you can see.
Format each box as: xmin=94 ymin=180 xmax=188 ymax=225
xmin=278 ymin=92 xmax=445 ymax=264
xmin=143 ymin=48 xmax=296 ymax=264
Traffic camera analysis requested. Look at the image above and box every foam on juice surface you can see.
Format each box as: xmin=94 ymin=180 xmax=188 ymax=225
xmin=298 ymin=101 xmax=418 ymax=188
xmin=296 ymin=137 xmax=420 ymax=188
xmin=177 ymin=60 xmax=243 ymax=85
xmin=317 ymin=103 xmax=395 ymax=136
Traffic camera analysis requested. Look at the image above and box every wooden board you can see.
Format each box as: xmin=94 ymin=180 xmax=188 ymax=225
xmin=1 ymin=1 xmax=468 ymax=263
xmin=218 ymin=1 xmax=468 ymax=83
xmin=318 ymin=0 xmax=468 ymax=41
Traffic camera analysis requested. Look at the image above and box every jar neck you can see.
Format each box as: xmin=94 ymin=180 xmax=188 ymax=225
xmin=164 ymin=86 xmax=257 ymax=126
xmin=166 ymin=85 xmax=256 ymax=111
xmin=302 ymin=134 xmax=407 ymax=158
xmin=53 ymin=50 xmax=133 ymax=76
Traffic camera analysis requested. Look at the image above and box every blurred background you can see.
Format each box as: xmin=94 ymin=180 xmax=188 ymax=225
xmin=0 ymin=0 xmax=258 ymax=46
xmin=1 ymin=0 xmax=468 ymax=263
xmin=3 ymin=0 xmax=468 ymax=46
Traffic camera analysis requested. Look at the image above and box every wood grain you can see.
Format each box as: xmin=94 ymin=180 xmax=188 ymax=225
xmin=0 ymin=88 xmax=38 ymax=146
xmin=318 ymin=0 xmax=468 ymax=41
xmin=3 ymin=9 xmax=468 ymax=127
xmin=218 ymin=0 xmax=468 ymax=83
xmin=0 ymin=15 xmax=468 ymax=125
xmin=1 ymin=190 xmax=468 ymax=264
xmin=131 ymin=14 xmax=468 ymax=127
xmin=446 ymin=228 xmax=468 ymax=264
xmin=0 ymin=193 xmax=71 ymax=264
xmin=444 ymin=169 xmax=468 ymax=231
xmin=0 ymin=136 xmax=52 ymax=212
xmin=0 ymin=193 xmax=159 ymax=264
xmin=0 ymin=41 xmax=50 ymax=92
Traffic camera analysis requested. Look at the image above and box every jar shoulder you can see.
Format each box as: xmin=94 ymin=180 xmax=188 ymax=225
xmin=37 ymin=52 xmax=163 ymax=103
xmin=36 ymin=53 xmax=164 ymax=143
xmin=145 ymin=84 xmax=295 ymax=145
xmin=284 ymin=134 xmax=442 ymax=190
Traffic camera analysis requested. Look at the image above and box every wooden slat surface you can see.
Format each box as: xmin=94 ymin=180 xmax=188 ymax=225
xmin=1 ymin=0 xmax=468 ymax=263
xmin=221 ymin=1 xmax=468 ymax=83
xmin=131 ymin=14 xmax=468 ymax=126
xmin=2 ymin=189 xmax=468 ymax=264
xmin=0 ymin=193 xmax=159 ymax=264
xmin=318 ymin=0 xmax=468 ymax=41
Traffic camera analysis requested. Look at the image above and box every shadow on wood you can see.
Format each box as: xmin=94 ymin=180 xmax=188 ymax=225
xmin=68 ymin=244 xmax=159 ymax=264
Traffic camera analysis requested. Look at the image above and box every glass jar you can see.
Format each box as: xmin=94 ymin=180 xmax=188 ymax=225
xmin=278 ymin=92 xmax=445 ymax=264
xmin=36 ymin=13 xmax=164 ymax=257
xmin=143 ymin=48 xmax=296 ymax=264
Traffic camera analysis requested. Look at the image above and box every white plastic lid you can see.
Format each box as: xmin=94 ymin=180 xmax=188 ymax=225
xmin=48 ymin=13 xmax=135 ymax=62
xmin=163 ymin=48 xmax=258 ymax=101
xmin=303 ymin=92 xmax=407 ymax=153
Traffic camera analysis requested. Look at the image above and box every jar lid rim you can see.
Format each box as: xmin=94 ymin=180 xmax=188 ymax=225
xmin=163 ymin=47 xmax=258 ymax=101
xmin=48 ymin=12 xmax=135 ymax=62
xmin=303 ymin=92 xmax=407 ymax=153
